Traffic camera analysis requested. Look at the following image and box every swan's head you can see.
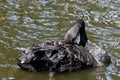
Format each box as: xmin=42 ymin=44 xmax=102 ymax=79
xmin=76 ymin=19 xmax=85 ymax=29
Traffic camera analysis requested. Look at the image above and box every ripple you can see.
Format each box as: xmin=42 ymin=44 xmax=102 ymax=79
xmin=0 ymin=64 xmax=19 ymax=69
xmin=0 ymin=0 xmax=120 ymax=80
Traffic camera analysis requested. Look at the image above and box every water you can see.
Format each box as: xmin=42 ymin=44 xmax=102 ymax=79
xmin=0 ymin=0 xmax=120 ymax=80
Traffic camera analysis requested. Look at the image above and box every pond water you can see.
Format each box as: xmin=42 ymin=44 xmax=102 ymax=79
xmin=0 ymin=0 xmax=120 ymax=80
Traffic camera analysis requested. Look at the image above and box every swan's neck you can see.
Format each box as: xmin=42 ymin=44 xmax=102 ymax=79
xmin=79 ymin=28 xmax=88 ymax=47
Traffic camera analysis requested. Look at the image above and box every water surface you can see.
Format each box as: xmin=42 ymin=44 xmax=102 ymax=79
xmin=0 ymin=0 xmax=120 ymax=80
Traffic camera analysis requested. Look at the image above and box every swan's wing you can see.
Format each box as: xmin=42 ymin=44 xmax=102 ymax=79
xmin=64 ymin=24 xmax=79 ymax=43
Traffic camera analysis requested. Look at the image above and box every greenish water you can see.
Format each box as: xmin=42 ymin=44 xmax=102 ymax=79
xmin=0 ymin=0 xmax=120 ymax=80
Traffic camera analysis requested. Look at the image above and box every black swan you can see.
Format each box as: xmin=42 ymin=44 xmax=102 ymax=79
xmin=16 ymin=20 xmax=111 ymax=73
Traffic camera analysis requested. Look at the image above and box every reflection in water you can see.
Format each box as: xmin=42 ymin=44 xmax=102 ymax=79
xmin=0 ymin=0 xmax=120 ymax=80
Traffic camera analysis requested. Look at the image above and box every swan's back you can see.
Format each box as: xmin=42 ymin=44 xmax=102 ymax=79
xmin=17 ymin=40 xmax=111 ymax=72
